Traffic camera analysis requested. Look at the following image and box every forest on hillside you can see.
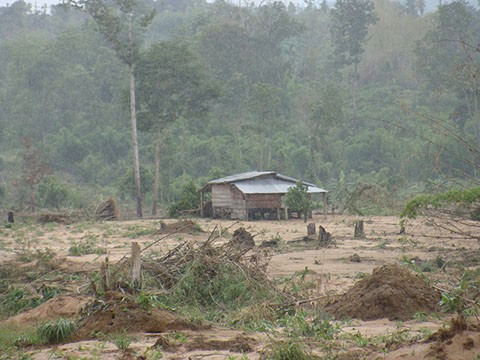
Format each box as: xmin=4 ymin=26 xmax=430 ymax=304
xmin=0 ymin=0 xmax=478 ymax=216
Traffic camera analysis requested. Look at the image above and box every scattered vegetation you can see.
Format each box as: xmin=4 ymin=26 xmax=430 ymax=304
xmin=110 ymin=332 xmax=133 ymax=351
xmin=68 ymin=234 xmax=106 ymax=256
xmin=260 ymin=338 xmax=317 ymax=360
xmin=36 ymin=318 xmax=76 ymax=344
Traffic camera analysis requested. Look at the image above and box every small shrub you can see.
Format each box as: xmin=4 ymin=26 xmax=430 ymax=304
xmin=37 ymin=318 xmax=76 ymax=344
xmin=135 ymin=291 xmax=161 ymax=310
xmin=143 ymin=348 xmax=164 ymax=360
xmin=261 ymin=338 xmax=316 ymax=360
xmin=168 ymin=179 xmax=200 ymax=217
xmin=110 ymin=332 xmax=132 ymax=350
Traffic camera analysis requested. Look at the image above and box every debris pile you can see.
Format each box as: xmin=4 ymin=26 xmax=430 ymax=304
xmin=37 ymin=212 xmax=74 ymax=225
xmin=94 ymin=197 xmax=118 ymax=221
xmin=229 ymin=227 xmax=255 ymax=250
xmin=157 ymin=219 xmax=204 ymax=235
xmin=143 ymin=228 xmax=268 ymax=291
xmin=325 ymin=264 xmax=440 ymax=321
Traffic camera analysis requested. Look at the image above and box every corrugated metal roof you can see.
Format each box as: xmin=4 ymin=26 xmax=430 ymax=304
xmin=208 ymin=171 xmax=275 ymax=184
xmin=234 ymin=178 xmax=326 ymax=194
xmin=203 ymin=171 xmax=327 ymax=194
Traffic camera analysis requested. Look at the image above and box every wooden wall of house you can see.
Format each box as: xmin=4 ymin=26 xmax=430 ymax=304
xmin=245 ymin=194 xmax=283 ymax=209
xmin=211 ymin=184 xmax=247 ymax=219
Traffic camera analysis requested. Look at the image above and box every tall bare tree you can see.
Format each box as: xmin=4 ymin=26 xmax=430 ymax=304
xmin=65 ymin=0 xmax=155 ymax=218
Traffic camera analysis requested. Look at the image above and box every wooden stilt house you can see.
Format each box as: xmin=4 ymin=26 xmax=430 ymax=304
xmin=200 ymin=171 xmax=327 ymax=220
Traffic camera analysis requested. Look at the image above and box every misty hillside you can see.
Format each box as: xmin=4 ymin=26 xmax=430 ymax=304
xmin=0 ymin=0 xmax=478 ymax=216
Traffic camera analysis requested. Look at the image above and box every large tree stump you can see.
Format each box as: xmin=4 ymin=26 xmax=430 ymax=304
xmin=354 ymin=220 xmax=364 ymax=238
xmin=307 ymin=223 xmax=316 ymax=237
xmin=318 ymin=225 xmax=333 ymax=247
xmin=131 ymin=242 xmax=142 ymax=288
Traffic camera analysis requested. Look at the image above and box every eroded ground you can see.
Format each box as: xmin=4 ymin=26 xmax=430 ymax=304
xmin=0 ymin=214 xmax=479 ymax=359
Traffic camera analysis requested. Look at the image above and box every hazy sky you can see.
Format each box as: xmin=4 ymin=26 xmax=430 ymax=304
xmin=0 ymin=0 xmax=312 ymax=10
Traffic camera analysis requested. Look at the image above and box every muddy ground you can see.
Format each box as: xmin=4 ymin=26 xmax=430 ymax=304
xmin=0 ymin=214 xmax=479 ymax=359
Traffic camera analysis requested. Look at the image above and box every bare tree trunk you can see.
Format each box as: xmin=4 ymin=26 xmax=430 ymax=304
xmin=352 ymin=62 xmax=358 ymax=121
xmin=152 ymin=137 xmax=161 ymax=216
xmin=129 ymin=63 xmax=143 ymax=218
xmin=152 ymin=129 xmax=169 ymax=216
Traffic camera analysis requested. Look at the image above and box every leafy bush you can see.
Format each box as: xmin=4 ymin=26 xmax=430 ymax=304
xmin=118 ymin=165 xmax=154 ymax=200
xmin=37 ymin=176 xmax=72 ymax=210
xmin=284 ymin=182 xmax=312 ymax=222
xmin=401 ymin=188 xmax=480 ymax=218
xmin=168 ymin=179 xmax=200 ymax=217
xmin=37 ymin=318 xmax=76 ymax=344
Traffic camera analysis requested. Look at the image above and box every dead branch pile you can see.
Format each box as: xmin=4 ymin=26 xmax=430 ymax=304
xmin=157 ymin=220 xmax=204 ymax=235
xmin=94 ymin=197 xmax=118 ymax=221
xmin=142 ymin=228 xmax=270 ymax=291
xmin=37 ymin=212 xmax=74 ymax=224
xmin=230 ymin=227 xmax=255 ymax=250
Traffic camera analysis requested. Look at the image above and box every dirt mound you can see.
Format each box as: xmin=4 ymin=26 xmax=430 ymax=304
xmin=426 ymin=329 xmax=480 ymax=360
xmin=73 ymin=291 xmax=203 ymax=340
xmin=157 ymin=220 xmax=203 ymax=234
xmin=3 ymin=294 xmax=93 ymax=325
xmin=325 ymin=264 xmax=440 ymax=321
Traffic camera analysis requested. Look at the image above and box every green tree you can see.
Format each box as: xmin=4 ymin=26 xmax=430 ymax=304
xmin=65 ymin=0 xmax=156 ymax=218
xmin=14 ymin=138 xmax=52 ymax=212
xmin=37 ymin=176 xmax=72 ymax=210
xmin=248 ymin=83 xmax=286 ymax=171
xmin=330 ymin=0 xmax=377 ymax=116
xmin=284 ymin=182 xmax=313 ymax=223
xmin=415 ymin=1 xmax=478 ymax=118
xmin=302 ymin=82 xmax=344 ymax=181
xmin=135 ymin=40 xmax=218 ymax=215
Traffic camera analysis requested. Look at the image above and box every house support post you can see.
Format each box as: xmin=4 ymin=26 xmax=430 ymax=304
xmin=323 ymin=193 xmax=327 ymax=220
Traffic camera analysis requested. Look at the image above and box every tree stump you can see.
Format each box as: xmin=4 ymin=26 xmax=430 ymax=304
xmin=318 ymin=225 xmax=332 ymax=247
xmin=7 ymin=211 xmax=14 ymax=223
xmin=131 ymin=242 xmax=142 ymax=288
xmin=307 ymin=223 xmax=316 ymax=237
xmin=99 ymin=257 xmax=111 ymax=293
xmin=354 ymin=220 xmax=364 ymax=238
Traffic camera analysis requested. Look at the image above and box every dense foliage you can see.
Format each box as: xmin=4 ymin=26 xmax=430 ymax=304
xmin=0 ymin=0 xmax=479 ymax=215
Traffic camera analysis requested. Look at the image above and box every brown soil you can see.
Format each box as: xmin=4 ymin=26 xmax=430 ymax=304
xmin=154 ymin=331 xmax=256 ymax=353
xmin=3 ymin=294 xmax=93 ymax=325
xmin=325 ymin=264 xmax=441 ymax=321
xmin=73 ymin=291 xmax=203 ymax=341
xmin=2 ymin=215 xmax=479 ymax=360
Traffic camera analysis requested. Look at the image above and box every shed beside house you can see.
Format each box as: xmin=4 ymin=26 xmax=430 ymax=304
xmin=200 ymin=171 xmax=327 ymax=220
